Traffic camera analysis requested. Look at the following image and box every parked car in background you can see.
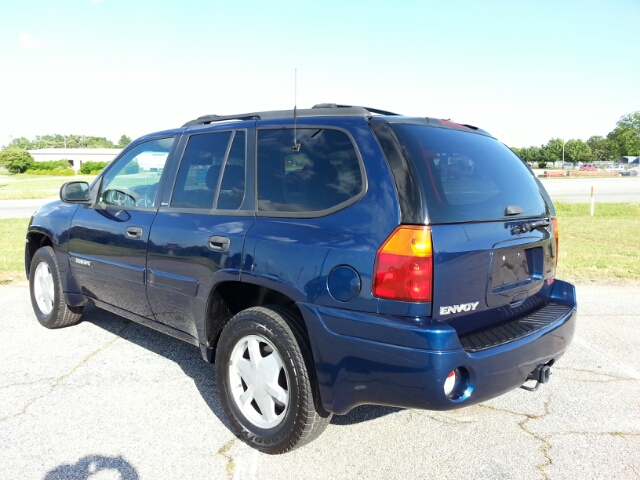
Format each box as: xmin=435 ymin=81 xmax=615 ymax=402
xmin=25 ymin=104 xmax=577 ymax=453
xmin=619 ymin=168 xmax=639 ymax=176
xmin=579 ymin=164 xmax=597 ymax=171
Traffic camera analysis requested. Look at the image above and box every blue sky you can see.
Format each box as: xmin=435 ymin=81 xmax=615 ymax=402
xmin=1 ymin=0 xmax=639 ymax=148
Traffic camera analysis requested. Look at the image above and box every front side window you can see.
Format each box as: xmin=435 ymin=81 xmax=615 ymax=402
xmin=98 ymin=137 xmax=175 ymax=208
xmin=257 ymin=128 xmax=363 ymax=213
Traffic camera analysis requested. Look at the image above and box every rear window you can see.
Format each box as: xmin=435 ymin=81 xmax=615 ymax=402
xmin=391 ymin=124 xmax=548 ymax=223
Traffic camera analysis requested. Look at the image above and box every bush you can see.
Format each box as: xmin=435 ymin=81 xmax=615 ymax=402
xmin=124 ymin=159 xmax=139 ymax=174
xmin=537 ymin=161 xmax=548 ymax=169
xmin=25 ymin=168 xmax=76 ymax=176
xmin=80 ymin=161 xmax=109 ymax=174
xmin=29 ymin=159 xmax=72 ymax=171
xmin=0 ymin=149 xmax=35 ymax=173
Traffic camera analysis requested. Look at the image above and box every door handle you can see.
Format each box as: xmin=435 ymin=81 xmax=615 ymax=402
xmin=208 ymin=235 xmax=230 ymax=251
xmin=125 ymin=226 xmax=143 ymax=239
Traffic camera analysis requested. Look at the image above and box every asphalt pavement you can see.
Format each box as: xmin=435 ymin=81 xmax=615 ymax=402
xmin=1 ymin=283 xmax=638 ymax=480
xmin=0 ymin=198 xmax=56 ymax=220
xmin=538 ymin=176 xmax=640 ymax=203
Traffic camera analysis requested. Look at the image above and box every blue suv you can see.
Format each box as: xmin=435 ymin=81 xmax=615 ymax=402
xmin=25 ymin=104 xmax=577 ymax=453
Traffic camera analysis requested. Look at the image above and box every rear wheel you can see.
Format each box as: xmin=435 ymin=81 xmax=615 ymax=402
xmin=29 ymin=246 xmax=83 ymax=329
xmin=215 ymin=305 xmax=331 ymax=454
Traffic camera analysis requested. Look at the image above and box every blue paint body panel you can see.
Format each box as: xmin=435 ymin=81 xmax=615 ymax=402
xmin=300 ymin=280 xmax=576 ymax=414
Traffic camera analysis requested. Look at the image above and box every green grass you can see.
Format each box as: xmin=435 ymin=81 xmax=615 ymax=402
xmin=1 ymin=203 xmax=638 ymax=285
xmin=0 ymin=174 xmax=96 ymax=200
xmin=555 ymin=202 xmax=640 ymax=283
xmin=0 ymin=218 xmax=29 ymax=283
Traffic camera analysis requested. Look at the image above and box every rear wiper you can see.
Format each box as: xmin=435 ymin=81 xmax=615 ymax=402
xmin=513 ymin=218 xmax=550 ymax=235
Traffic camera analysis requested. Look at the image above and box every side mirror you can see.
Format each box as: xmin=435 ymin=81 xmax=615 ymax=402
xmin=60 ymin=181 xmax=91 ymax=203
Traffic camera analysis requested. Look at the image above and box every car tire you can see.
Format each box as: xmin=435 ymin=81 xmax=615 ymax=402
xmin=29 ymin=246 xmax=83 ymax=329
xmin=215 ymin=305 xmax=332 ymax=454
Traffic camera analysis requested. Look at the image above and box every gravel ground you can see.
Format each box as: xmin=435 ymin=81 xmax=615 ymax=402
xmin=1 ymin=283 xmax=639 ymax=480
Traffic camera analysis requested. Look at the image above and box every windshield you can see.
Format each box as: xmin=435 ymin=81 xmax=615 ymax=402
xmin=391 ymin=124 xmax=550 ymax=223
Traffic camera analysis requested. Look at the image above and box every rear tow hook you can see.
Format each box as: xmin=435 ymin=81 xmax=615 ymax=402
xmin=520 ymin=364 xmax=552 ymax=392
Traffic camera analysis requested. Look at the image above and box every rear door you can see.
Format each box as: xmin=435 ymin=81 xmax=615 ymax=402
xmin=381 ymin=121 xmax=557 ymax=330
xmin=68 ymin=136 xmax=176 ymax=318
xmin=146 ymin=128 xmax=254 ymax=339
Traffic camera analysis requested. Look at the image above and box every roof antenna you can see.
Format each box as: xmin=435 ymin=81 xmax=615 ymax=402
xmin=292 ymin=68 xmax=301 ymax=152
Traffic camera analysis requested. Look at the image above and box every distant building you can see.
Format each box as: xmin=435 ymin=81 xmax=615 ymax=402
xmin=28 ymin=148 xmax=122 ymax=172
xmin=618 ymin=155 xmax=640 ymax=165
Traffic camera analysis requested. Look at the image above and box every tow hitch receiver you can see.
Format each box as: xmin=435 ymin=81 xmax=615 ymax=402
xmin=520 ymin=364 xmax=551 ymax=392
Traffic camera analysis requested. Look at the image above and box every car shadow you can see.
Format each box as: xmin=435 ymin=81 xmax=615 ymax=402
xmin=83 ymin=305 xmax=231 ymax=430
xmin=330 ymin=405 xmax=404 ymax=425
xmin=83 ymin=305 xmax=404 ymax=430
xmin=44 ymin=454 xmax=139 ymax=480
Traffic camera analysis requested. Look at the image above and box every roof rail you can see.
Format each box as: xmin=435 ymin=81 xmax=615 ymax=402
xmin=183 ymin=104 xmax=401 ymax=127
xmin=312 ymin=103 xmax=401 ymax=116
xmin=182 ymin=114 xmax=261 ymax=127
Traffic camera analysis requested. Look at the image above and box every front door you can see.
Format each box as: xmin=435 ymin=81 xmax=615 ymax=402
xmin=68 ymin=136 xmax=176 ymax=318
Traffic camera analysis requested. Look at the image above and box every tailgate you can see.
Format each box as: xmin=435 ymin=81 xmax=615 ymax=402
xmin=430 ymin=219 xmax=556 ymax=334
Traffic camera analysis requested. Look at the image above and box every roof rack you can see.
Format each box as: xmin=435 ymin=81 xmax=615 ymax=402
xmin=182 ymin=114 xmax=261 ymax=127
xmin=182 ymin=104 xmax=401 ymax=127
xmin=312 ymin=103 xmax=401 ymax=116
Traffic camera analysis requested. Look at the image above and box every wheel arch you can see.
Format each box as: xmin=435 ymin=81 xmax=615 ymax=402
xmin=25 ymin=229 xmax=54 ymax=279
xmin=203 ymin=279 xmax=311 ymax=363
xmin=26 ymin=227 xmax=84 ymax=306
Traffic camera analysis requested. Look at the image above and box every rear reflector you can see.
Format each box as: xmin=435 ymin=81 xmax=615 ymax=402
xmin=444 ymin=371 xmax=456 ymax=396
xmin=372 ymin=226 xmax=433 ymax=302
xmin=552 ymin=218 xmax=559 ymax=265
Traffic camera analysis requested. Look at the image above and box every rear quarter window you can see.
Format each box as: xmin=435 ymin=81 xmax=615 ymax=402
xmin=257 ymin=128 xmax=363 ymax=214
xmin=391 ymin=124 xmax=549 ymax=223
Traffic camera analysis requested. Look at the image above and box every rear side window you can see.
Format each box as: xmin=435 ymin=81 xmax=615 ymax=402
xmin=171 ymin=131 xmax=246 ymax=210
xmin=391 ymin=125 xmax=548 ymax=223
xmin=257 ymin=128 xmax=363 ymax=213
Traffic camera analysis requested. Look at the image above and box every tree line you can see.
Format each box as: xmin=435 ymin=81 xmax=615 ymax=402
xmin=512 ymin=111 xmax=640 ymax=167
xmin=3 ymin=134 xmax=131 ymax=150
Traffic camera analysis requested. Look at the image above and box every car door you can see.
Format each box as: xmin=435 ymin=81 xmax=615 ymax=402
xmin=146 ymin=128 xmax=255 ymax=340
xmin=68 ymin=136 xmax=177 ymax=318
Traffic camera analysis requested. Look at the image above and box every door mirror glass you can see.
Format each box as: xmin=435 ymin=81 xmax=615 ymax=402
xmin=60 ymin=181 xmax=90 ymax=203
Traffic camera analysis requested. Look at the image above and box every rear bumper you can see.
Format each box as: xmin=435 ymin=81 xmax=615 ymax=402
xmin=300 ymin=280 xmax=577 ymax=415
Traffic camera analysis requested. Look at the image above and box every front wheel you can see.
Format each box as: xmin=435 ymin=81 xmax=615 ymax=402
xmin=215 ymin=305 xmax=331 ymax=454
xmin=29 ymin=246 xmax=83 ymax=329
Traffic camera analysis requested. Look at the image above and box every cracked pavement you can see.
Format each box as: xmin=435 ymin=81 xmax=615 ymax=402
xmin=1 ymin=283 xmax=638 ymax=479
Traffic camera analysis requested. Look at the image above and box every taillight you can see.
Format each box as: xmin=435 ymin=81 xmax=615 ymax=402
xmin=372 ymin=226 xmax=433 ymax=302
xmin=552 ymin=218 xmax=559 ymax=265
